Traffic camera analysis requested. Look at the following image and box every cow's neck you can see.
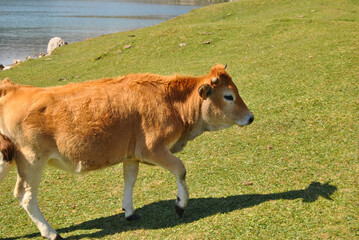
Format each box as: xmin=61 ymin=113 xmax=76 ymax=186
xmin=166 ymin=76 xmax=207 ymax=153
xmin=166 ymin=75 xmax=205 ymax=126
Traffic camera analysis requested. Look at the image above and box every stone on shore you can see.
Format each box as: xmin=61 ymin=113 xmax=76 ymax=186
xmin=47 ymin=37 xmax=68 ymax=55
xmin=2 ymin=64 xmax=14 ymax=70
xmin=13 ymin=59 xmax=22 ymax=64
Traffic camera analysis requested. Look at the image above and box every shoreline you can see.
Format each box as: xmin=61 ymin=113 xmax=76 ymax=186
xmin=0 ymin=52 xmax=46 ymax=71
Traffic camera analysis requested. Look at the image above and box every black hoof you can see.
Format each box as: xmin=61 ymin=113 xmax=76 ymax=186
xmin=125 ymin=213 xmax=141 ymax=221
xmin=54 ymin=234 xmax=64 ymax=240
xmin=174 ymin=204 xmax=185 ymax=218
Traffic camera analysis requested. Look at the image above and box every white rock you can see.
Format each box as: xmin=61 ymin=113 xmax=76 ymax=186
xmin=3 ymin=65 xmax=14 ymax=70
xmin=13 ymin=59 xmax=22 ymax=64
xmin=47 ymin=37 xmax=67 ymax=55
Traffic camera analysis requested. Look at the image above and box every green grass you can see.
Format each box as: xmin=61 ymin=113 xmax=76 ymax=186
xmin=0 ymin=0 xmax=358 ymax=239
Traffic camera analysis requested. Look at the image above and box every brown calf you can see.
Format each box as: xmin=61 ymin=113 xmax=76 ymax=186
xmin=0 ymin=65 xmax=253 ymax=239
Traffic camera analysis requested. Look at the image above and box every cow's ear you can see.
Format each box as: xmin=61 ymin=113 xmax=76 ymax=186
xmin=198 ymin=84 xmax=213 ymax=100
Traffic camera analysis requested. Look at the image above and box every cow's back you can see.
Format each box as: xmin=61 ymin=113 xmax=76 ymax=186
xmin=0 ymin=76 xmax=183 ymax=172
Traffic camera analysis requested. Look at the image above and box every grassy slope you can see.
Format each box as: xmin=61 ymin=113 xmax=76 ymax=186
xmin=0 ymin=0 xmax=358 ymax=239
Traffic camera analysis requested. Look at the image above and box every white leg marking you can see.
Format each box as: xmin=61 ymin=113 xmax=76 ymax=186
xmin=175 ymin=175 xmax=189 ymax=209
xmin=20 ymin=191 xmax=58 ymax=239
xmin=122 ymin=161 xmax=139 ymax=218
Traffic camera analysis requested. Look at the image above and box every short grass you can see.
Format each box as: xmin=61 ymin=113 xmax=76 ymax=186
xmin=0 ymin=0 xmax=358 ymax=239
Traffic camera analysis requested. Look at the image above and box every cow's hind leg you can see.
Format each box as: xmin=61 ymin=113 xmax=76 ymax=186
xmin=122 ymin=161 xmax=141 ymax=221
xmin=144 ymin=146 xmax=188 ymax=217
xmin=14 ymin=156 xmax=63 ymax=240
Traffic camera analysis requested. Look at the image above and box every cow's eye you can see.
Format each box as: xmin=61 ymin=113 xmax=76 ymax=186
xmin=224 ymin=94 xmax=234 ymax=101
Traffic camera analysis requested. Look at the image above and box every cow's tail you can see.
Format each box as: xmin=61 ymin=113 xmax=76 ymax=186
xmin=0 ymin=133 xmax=15 ymax=183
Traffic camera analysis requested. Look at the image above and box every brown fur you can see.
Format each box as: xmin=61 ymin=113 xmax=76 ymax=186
xmin=0 ymin=65 xmax=252 ymax=170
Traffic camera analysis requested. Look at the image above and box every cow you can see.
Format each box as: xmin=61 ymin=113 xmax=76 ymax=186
xmin=0 ymin=64 xmax=253 ymax=240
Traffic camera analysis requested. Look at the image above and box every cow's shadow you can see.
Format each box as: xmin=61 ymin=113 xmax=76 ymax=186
xmin=4 ymin=182 xmax=337 ymax=240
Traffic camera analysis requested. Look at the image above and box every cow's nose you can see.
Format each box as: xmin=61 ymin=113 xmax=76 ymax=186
xmin=248 ymin=114 xmax=254 ymax=125
xmin=236 ymin=113 xmax=254 ymax=126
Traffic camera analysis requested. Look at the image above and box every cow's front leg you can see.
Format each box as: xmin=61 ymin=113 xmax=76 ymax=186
xmin=122 ymin=161 xmax=141 ymax=221
xmin=145 ymin=146 xmax=189 ymax=217
xmin=174 ymin=167 xmax=188 ymax=217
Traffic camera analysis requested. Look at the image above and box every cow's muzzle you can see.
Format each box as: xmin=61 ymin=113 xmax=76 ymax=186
xmin=236 ymin=113 xmax=254 ymax=126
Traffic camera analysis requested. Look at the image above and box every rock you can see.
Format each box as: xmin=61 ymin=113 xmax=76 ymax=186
xmin=179 ymin=43 xmax=186 ymax=47
xmin=0 ymin=64 xmax=4 ymax=70
xmin=47 ymin=37 xmax=68 ymax=55
xmin=13 ymin=59 xmax=22 ymax=64
xmin=203 ymin=40 xmax=212 ymax=44
xmin=39 ymin=52 xmax=45 ymax=58
xmin=3 ymin=65 xmax=14 ymax=70
xmin=123 ymin=44 xmax=132 ymax=49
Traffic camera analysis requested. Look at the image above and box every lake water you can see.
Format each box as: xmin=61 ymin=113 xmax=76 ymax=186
xmin=0 ymin=0 xmax=221 ymax=66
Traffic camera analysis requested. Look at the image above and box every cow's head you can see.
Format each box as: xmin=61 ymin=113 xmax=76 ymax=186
xmin=198 ymin=64 xmax=254 ymax=131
